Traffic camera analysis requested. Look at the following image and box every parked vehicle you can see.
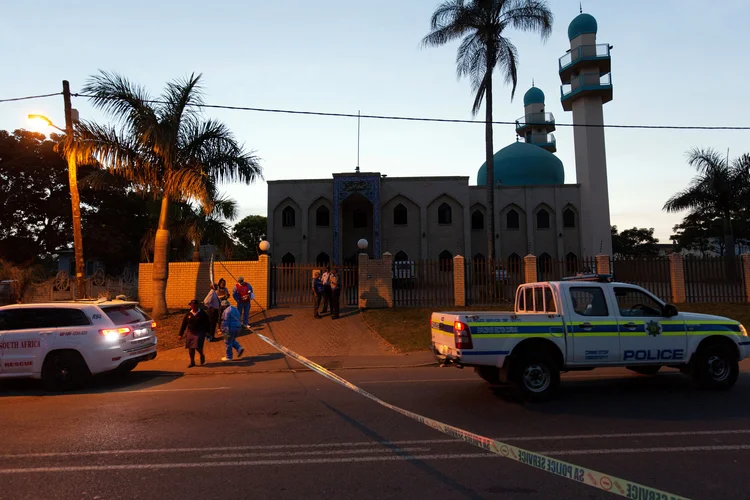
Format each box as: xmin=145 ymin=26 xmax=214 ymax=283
xmin=0 ymin=300 xmax=157 ymax=391
xmin=431 ymin=274 xmax=748 ymax=401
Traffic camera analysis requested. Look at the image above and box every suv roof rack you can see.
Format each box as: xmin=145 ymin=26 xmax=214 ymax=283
xmin=561 ymin=273 xmax=613 ymax=283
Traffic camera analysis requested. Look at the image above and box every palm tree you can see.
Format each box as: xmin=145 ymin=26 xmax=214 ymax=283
xmin=664 ymin=148 xmax=750 ymax=268
xmin=183 ymin=195 xmax=238 ymax=262
xmin=422 ymin=0 xmax=553 ymax=260
xmin=74 ymin=71 xmax=262 ymax=318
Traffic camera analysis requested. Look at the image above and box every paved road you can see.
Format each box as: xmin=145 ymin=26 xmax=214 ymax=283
xmin=1 ymin=362 xmax=749 ymax=500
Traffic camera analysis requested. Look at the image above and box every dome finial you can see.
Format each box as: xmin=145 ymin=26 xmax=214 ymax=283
xmin=532 ymin=78 xmax=535 ymax=87
xmin=580 ymin=2 xmax=583 ymax=14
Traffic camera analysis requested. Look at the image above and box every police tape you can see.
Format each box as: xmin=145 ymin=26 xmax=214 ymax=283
xmin=254 ymin=332 xmax=690 ymax=500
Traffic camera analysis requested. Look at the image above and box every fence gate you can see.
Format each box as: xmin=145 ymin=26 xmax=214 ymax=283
xmin=270 ymin=263 xmax=358 ymax=308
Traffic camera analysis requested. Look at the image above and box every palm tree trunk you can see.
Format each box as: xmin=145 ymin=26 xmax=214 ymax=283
xmin=68 ymin=154 xmax=86 ymax=299
xmin=485 ymin=73 xmax=496 ymax=262
xmin=192 ymin=241 xmax=200 ymax=262
xmin=152 ymin=196 xmax=170 ymax=319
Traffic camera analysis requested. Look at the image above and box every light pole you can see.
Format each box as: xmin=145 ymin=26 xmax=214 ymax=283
xmin=28 ymin=80 xmax=85 ymax=299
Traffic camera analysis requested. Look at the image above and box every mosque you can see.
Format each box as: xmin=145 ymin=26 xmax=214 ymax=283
xmin=266 ymin=12 xmax=613 ymax=268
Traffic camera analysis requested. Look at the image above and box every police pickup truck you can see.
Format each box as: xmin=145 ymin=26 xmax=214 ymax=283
xmin=431 ymin=274 xmax=749 ymax=401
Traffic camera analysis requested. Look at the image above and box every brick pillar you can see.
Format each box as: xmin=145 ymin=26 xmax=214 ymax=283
xmin=524 ymin=254 xmax=538 ymax=283
xmin=258 ymin=254 xmax=271 ymax=309
xmin=453 ymin=254 xmax=465 ymax=307
xmin=596 ymin=254 xmax=611 ymax=275
xmin=742 ymin=254 xmax=750 ymax=303
xmin=381 ymin=252 xmax=394 ymax=308
xmin=669 ymin=253 xmax=686 ymax=304
xmin=358 ymin=252 xmax=369 ymax=309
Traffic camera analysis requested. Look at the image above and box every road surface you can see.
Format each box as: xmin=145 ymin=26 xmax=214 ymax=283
xmin=1 ymin=362 xmax=749 ymax=499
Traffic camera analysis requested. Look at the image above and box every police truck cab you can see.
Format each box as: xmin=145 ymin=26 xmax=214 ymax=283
xmin=431 ymin=275 xmax=749 ymax=401
xmin=0 ymin=300 xmax=158 ymax=391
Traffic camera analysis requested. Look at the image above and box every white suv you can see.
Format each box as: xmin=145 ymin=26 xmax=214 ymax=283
xmin=0 ymin=300 xmax=158 ymax=391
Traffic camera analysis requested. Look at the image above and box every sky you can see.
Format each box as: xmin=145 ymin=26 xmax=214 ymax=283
xmin=2 ymin=0 xmax=749 ymax=243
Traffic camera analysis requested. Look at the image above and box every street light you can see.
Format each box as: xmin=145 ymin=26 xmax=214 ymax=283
xmin=26 ymin=81 xmax=86 ymax=299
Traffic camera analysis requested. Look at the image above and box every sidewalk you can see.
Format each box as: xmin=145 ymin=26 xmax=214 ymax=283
xmin=134 ymin=351 xmax=437 ymax=376
xmin=137 ymin=306 xmax=435 ymax=375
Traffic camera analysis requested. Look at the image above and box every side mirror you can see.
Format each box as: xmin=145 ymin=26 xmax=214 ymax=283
xmin=663 ymin=304 xmax=678 ymax=317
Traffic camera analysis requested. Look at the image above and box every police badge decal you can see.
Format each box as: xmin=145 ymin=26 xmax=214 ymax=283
xmin=645 ymin=320 xmax=662 ymax=337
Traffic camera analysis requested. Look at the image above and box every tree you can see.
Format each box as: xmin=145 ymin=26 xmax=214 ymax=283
xmin=664 ymin=148 xmax=750 ymax=261
xmin=611 ymin=226 xmax=659 ymax=258
xmin=183 ymin=196 xmax=238 ymax=261
xmin=233 ymin=215 xmax=267 ymax=260
xmin=422 ymin=0 xmax=553 ymax=260
xmin=74 ymin=72 xmax=262 ymax=318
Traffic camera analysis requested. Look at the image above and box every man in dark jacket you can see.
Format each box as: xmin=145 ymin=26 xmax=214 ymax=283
xmin=312 ymin=270 xmax=325 ymax=319
xmin=178 ymin=300 xmax=210 ymax=368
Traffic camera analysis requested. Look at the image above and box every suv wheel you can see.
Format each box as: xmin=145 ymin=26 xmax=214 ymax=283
xmin=692 ymin=343 xmax=739 ymax=390
xmin=511 ymin=353 xmax=560 ymax=402
xmin=42 ymin=352 xmax=89 ymax=392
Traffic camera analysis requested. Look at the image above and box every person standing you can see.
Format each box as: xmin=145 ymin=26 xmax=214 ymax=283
xmin=329 ymin=268 xmax=341 ymax=320
xmin=312 ymin=270 xmax=324 ymax=319
xmin=178 ymin=300 xmax=210 ymax=368
xmin=320 ymin=266 xmax=331 ymax=315
xmin=220 ymin=300 xmax=245 ymax=361
xmin=203 ymin=284 xmax=221 ymax=342
xmin=216 ymin=278 xmax=230 ymax=305
xmin=233 ymin=276 xmax=253 ymax=328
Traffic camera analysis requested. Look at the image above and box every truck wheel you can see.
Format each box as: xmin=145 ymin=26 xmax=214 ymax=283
xmin=627 ymin=366 xmax=661 ymax=376
xmin=42 ymin=352 xmax=89 ymax=392
xmin=511 ymin=353 xmax=560 ymax=402
xmin=692 ymin=343 xmax=739 ymax=390
xmin=475 ymin=366 xmax=502 ymax=385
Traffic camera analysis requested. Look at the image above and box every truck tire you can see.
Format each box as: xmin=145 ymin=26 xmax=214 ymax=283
xmin=511 ymin=353 xmax=560 ymax=402
xmin=692 ymin=343 xmax=739 ymax=390
xmin=42 ymin=351 xmax=90 ymax=392
xmin=475 ymin=366 xmax=502 ymax=385
xmin=627 ymin=366 xmax=661 ymax=376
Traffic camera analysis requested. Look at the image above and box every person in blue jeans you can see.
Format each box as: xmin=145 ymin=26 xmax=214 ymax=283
xmin=232 ymin=276 xmax=253 ymax=328
xmin=220 ymin=300 xmax=245 ymax=361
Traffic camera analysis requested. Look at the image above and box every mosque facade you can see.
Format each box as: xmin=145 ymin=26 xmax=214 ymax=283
xmin=266 ymin=12 xmax=613 ymax=268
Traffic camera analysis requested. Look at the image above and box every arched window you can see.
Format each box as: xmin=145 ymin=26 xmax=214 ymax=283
xmin=563 ymin=208 xmax=576 ymax=228
xmin=353 ymin=209 xmax=367 ymax=228
xmin=439 ymin=250 xmax=453 ymax=271
xmin=508 ymin=253 xmax=522 ymax=272
xmin=536 ymin=209 xmax=550 ymax=229
xmin=394 ymin=250 xmax=408 ymax=262
xmin=281 ymin=252 xmax=295 ymax=264
xmin=538 ymin=252 xmax=553 ymax=278
xmin=506 ymin=209 xmax=520 ymax=230
xmin=565 ymin=252 xmax=578 ymax=275
xmin=282 ymin=206 xmax=296 ymax=227
xmin=316 ymin=206 xmax=330 ymax=227
xmin=471 ymin=210 xmax=484 ymax=230
xmin=438 ymin=203 xmax=452 ymax=225
xmin=473 ymin=253 xmax=485 ymax=262
xmin=316 ymin=252 xmax=330 ymax=265
xmin=393 ymin=204 xmax=408 ymax=225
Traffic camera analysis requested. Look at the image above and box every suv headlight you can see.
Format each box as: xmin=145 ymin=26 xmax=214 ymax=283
xmin=740 ymin=324 xmax=747 ymax=337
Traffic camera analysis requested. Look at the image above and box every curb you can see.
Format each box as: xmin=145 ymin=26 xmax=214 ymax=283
xmin=137 ymin=361 xmax=439 ymax=377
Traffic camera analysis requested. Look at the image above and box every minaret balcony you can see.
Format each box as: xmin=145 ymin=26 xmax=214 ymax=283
xmin=560 ymin=72 xmax=613 ymax=111
xmin=536 ymin=133 xmax=556 ymax=153
xmin=515 ymin=112 xmax=555 ymax=135
xmin=559 ymin=43 xmax=611 ymax=82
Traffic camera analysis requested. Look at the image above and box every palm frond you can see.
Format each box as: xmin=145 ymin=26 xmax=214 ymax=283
xmin=421 ymin=0 xmax=473 ymax=47
xmin=162 ymin=167 xmax=210 ymax=206
xmin=499 ymin=0 xmax=554 ymax=40
xmin=495 ymin=36 xmax=520 ymax=100
xmin=82 ymin=71 xmax=160 ymax=137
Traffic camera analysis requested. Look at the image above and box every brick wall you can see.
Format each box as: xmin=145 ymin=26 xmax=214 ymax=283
xmin=524 ymin=254 xmax=538 ymax=283
xmin=668 ymin=254 xmax=686 ymax=303
xmin=453 ymin=255 xmax=465 ymax=307
xmin=596 ymin=255 xmax=611 ymax=275
xmin=138 ymin=255 xmax=269 ymax=311
xmin=358 ymin=252 xmax=393 ymax=309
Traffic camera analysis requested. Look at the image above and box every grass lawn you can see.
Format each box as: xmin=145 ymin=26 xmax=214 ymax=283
xmin=362 ymin=303 xmax=750 ymax=353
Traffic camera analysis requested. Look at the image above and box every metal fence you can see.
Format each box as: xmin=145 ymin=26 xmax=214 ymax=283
xmin=464 ymin=259 xmax=523 ymax=306
xmin=270 ymin=263 xmax=358 ymax=308
xmin=392 ymin=259 xmax=454 ymax=307
xmin=537 ymin=256 xmax=598 ymax=282
xmin=684 ymin=256 xmax=746 ymax=303
xmin=611 ymin=258 xmax=672 ymax=302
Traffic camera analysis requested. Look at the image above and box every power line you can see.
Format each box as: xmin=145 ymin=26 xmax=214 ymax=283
xmin=0 ymin=92 xmax=61 ymax=103
xmin=2 ymin=90 xmax=749 ymax=131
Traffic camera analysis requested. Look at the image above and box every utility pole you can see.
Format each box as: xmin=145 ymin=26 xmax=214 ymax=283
xmin=63 ymin=80 xmax=85 ymax=299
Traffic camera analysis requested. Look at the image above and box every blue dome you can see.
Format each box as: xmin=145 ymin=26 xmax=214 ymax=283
xmin=523 ymin=86 xmax=545 ymax=106
xmin=568 ymin=13 xmax=598 ymax=40
xmin=476 ymin=142 xmax=564 ymax=186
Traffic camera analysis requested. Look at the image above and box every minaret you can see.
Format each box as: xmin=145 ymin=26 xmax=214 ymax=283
xmin=559 ymin=11 xmax=613 ymax=257
xmin=515 ymin=84 xmax=556 ymax=153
